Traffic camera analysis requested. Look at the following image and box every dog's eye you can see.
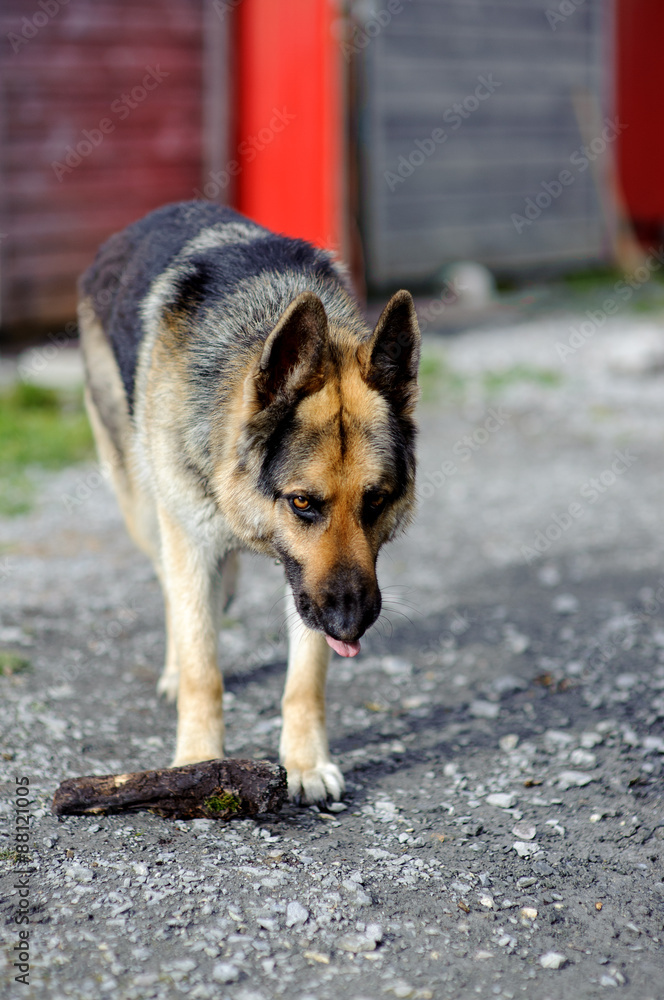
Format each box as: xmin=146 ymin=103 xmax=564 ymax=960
xmin=363 ymin=491 xmax=388 ymax=521
xmin=288 ymin=494 xmax=320 ymax=521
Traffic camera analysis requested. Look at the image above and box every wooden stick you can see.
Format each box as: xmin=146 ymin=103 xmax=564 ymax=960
xmin=52 ymin=759 xmax=288 ymax=821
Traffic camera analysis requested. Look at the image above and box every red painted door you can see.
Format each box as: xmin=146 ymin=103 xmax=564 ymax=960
xmin=616 ymin=0 xmax=664 ymax=241
xmin=234 ymin=0 xmax=344 ymax=253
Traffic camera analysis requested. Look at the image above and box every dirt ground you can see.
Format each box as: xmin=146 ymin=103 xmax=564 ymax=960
xmin=1 ymin=301 xmax=664 ymax=999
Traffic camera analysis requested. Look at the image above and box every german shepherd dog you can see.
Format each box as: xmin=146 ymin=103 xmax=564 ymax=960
xmin=78 ymin=201 xmax=420 ymax=804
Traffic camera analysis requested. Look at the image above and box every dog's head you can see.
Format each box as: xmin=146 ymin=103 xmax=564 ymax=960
xmin=226 ymin=289 xmax=420 ymax=651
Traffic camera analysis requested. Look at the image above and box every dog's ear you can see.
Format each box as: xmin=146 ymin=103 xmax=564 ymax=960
xmin=361 ymin=289 xmax=420 ymax=411
xmin=254 ymin=292 xmax=328 ymax=407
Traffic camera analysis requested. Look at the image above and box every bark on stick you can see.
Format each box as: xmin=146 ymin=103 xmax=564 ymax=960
xmin=52 ymin=759 xmax=288 ymax=820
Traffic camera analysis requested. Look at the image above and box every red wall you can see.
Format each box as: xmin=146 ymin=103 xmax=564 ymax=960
xmin=234 ymin=0 xmax=343 ymax=253
xmin=0 ymin=0 xmax=204 ymax=328
xmin=616 ymin=0 xmax=664 ymax=236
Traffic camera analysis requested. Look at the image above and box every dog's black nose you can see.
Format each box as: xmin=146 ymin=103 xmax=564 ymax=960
xmin=319 ymin=565 xmax=381 ymax=642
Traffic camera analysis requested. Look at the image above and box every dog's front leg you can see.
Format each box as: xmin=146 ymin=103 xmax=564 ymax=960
xmin=157 ymin=504 xmax=224 ymax=766
xmin=279 ymin=591 xmax=345 ymax=803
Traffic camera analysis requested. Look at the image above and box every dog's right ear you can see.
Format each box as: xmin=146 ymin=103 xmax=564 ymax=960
xmin=253 ymin=292 xmax=328 ymax=407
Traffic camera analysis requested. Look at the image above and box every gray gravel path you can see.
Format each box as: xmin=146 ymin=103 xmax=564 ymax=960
xmin=1 ymin=308 xmax=664 ymax=999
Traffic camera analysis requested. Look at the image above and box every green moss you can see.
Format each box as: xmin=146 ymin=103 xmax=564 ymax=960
xmin=204 ymin=790 xmax=241 ymax=816
xmin=0 ymin=383 xmax=94 ymax=515
xmin=0 ymin=849 xmax=21 ymax=863
xmin=0 ymin=651 xmax=31 ymax=676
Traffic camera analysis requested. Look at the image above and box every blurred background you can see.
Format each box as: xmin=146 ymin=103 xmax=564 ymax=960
xmin=0 ymin=0 xmax=662 ymax=336
xmin=1 ymin=0 xmax=664 ymax=513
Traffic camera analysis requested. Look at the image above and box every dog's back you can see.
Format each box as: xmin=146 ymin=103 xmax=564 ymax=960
xmin=79 ymin=201 xmax=361 ymax=416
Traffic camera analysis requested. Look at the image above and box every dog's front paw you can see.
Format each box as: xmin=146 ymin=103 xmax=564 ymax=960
xmin=157 ymin=670 xmax=179 ymax=702
xmin=286 ymin=761 xmax=345 ymax=805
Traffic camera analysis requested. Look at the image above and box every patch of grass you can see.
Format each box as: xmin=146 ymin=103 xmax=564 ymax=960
xmin=0 ymin=848 xmax=21 ymax=864
xmin=419 ymin=352 xmax=466 ymax=402
xmin=631 ymin=293 xmax=664 ymax=314
xmin=482 ymin=365 xmax=562 ymax=393
xmin=204 ymin=790 xmax=241 ymax=816
xmin=562 ymin=266 xmax=623 ymax=292
xmin=0 ymin=382 xmax=94 ymax=515
xmin=0 ymin=651 xmax=31 ymax=676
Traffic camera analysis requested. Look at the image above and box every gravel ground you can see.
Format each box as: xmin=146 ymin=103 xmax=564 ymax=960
xmin=1 ymin=305 xmax=664 ymax=999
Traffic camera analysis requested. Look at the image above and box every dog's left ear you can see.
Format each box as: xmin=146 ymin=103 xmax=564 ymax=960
xmin=254 ymin=291 xmax=328 ymax=407
xmin=361 ymin=290 xmax=420 ymax=411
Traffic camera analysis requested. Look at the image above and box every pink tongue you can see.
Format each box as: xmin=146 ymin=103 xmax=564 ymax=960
xmin=325 ymin=635 xmax=361 ymax=657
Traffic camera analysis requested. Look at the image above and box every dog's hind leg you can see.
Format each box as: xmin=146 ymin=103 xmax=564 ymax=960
xmin=279 ymin=590 xmax=345 ymax=804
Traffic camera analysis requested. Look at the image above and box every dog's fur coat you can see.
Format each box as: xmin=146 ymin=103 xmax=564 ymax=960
xmin=78 ymin=201 xmax=420 ymax=802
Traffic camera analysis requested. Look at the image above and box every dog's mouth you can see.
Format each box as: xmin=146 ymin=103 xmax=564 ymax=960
xmin=324 ymin=635 xmax=361 ymax=658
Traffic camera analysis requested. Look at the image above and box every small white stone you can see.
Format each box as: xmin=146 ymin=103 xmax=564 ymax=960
xmin=569 ymin=749 xmax=597 ymax=768
xmin=580 ymin=731 xmax=604 ymax=748
xmin=486 ymin=792 xmax=516 ymax=809
xmin=557 ymin=770 xmax=594 ymax=790
xmin=478 ymin=895 xmax=494 ymax=909
xmin=520 ymin=907 xmax=538 ymax=920
xmin=285 ymin=900 xmax=309 ymax=927
xmin=544 ymin=729 xmax=574 ymax=748
xmin=540 ymin=951 xmax=567 ymax=969
xmin=513 ymin=841 xmax=539 ymax=858
xmin=212 ymin=963 xmax=240 ymax=984
xmin=552 ymin=594 xmax=578 ymax=614
xmin=65 ymin=865 xmax=94 ymax=883
xmin=499 ymin=734 xmax=519 ymax=752
xmin=338 ymin=933 xmax=377 ymax=953
xmin=470 ymin=700 xmax=500 ymax=719
xmin=389 ymin=983 xmax=415 ymax=999
xmin=365 ymin=923 xmax=383 ymax=943
xmin=512 ymin=823 xmax=536 ymax=841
